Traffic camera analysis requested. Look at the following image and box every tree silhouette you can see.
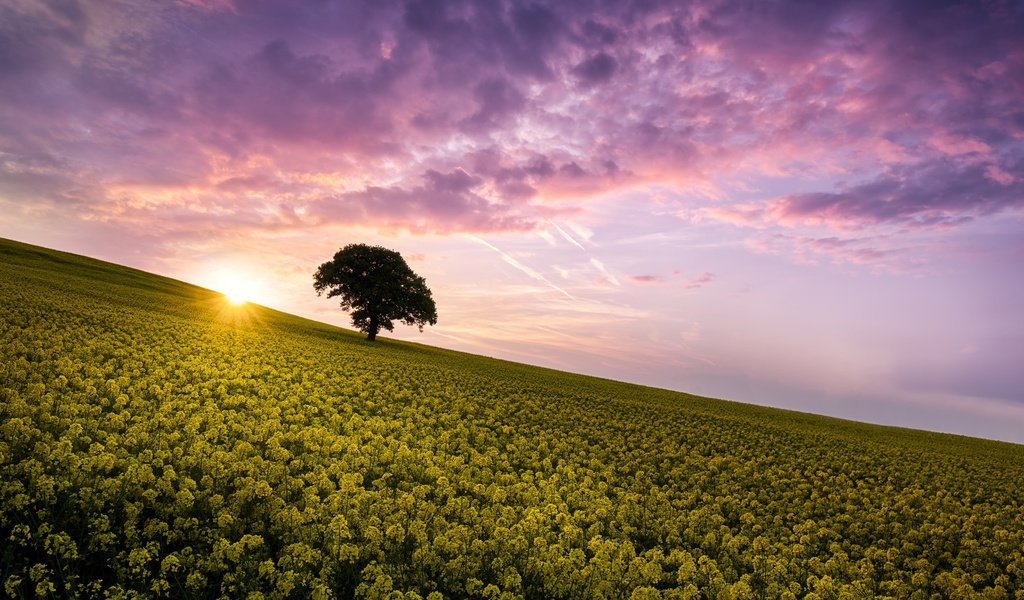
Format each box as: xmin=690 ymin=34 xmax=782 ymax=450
xmin=314 ymin=244 xmax=437 ymax=341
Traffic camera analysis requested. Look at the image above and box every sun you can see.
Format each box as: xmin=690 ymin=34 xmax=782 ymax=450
xmin=208 ymin=268 xmax=264 ymax=306
xmin=224 ymin=288 xmax=251 ymax=305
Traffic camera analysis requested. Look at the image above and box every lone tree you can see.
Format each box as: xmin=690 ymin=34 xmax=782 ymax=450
xmin=313 ymin=244 xmax=438 ymax=341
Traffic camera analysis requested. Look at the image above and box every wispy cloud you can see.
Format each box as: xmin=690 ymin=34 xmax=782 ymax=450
xmin=466 ymin=235 xmax=575 ymax=299
xmin=684 ymin=272 xmax=715 ymax=290
xmin=589 ymin=258 xmax=620 ymax=287
xmin=550 ymin=221 xmax=586 ymax=250
xmin=627 ymin=269 xmax=713 ymax=289
xmin=629 ymin=274 xmax=665 ymax=284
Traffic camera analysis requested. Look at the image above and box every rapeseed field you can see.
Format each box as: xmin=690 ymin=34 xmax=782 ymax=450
xmin=2 ymin=237 xmax=1022 ymax=599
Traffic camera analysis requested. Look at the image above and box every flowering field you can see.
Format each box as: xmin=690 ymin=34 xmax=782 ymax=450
xmin=1 ymin=237 xmax=1023 ymax=599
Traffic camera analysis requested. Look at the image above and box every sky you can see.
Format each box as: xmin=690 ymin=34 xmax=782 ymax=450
xmin=2 ymin=0 xmax=1023 ymax=443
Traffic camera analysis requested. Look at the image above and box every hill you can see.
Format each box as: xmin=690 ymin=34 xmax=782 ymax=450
xmin=1 ymin=236 xmax=1022 ymax=599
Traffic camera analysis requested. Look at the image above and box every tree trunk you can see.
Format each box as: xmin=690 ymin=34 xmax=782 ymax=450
xmin=367 ymin=314 xmax=379 ymax=341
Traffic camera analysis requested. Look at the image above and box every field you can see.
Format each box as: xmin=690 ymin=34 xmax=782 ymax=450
xmin=1 ymin=237 xmax=1023 ymax=599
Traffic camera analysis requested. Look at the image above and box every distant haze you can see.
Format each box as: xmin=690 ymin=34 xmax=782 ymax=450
xmin=2 ymin=0 xmax=1022 ymax=442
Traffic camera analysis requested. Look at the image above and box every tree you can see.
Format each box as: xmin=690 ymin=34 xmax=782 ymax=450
xmin=313 ymin=244 xmax=438 ymax=341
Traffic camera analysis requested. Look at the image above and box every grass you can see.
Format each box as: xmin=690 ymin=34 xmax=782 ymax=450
xmin=1 ymin=236 xmax=1022 ymax=599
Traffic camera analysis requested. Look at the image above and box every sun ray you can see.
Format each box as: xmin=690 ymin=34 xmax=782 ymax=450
xmin=199 ymin=265 xmax=269 ymax=308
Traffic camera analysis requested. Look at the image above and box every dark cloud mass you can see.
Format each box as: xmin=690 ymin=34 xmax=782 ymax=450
xmin=572 ymin=52 xmax=617 ymax=84
xmin=0 ymin=0 xmax=1022 ymax=236
xmin=773 ymin=158 xmax=1024 ymax=229
xmin=461 ymin=78 xmax=526 ymax=132
xmin=578 ymin=19 xmax=619 ymax=47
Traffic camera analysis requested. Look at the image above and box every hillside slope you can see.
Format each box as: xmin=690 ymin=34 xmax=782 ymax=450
xmin=1 ymin=237 xmax=1022 ymax=599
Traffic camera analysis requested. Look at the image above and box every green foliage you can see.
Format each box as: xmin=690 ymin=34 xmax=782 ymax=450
xmin=2 ymin=237 xmax=1024 ymax=599
xmin=313 ymin=244 xmax=437 ymax=341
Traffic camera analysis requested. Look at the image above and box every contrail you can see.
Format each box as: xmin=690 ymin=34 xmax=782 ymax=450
xmin=590 ymin=258 xmax=621 ymax=287
xmin=549 ymin=221 xmax=586 ymax=250
xmin=466 ymin=235 xmax=575 ymax=299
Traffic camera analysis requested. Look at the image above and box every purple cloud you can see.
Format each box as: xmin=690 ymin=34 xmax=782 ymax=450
xmin=572 ymin=52 xmax=617 ymax=85
xmin=461 ymin=78 xmax=526 ymax=133
xmin=771 ymin=159 xmax=1024 ymax=230
xmin=312 ymin=168 xmax=533 ymax=234
xmin=577 ymin=19 xmax=619 ymax=47
xmin=1 ymin=0 xmax=1023 ymax=240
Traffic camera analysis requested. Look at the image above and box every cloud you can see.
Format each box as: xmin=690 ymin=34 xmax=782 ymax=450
xmin=572 ymin=52 xmax=617 ymax=85
xmin=549 ymin=221 xmax=585 ymax=250
xmin=312 ymin=168 xmax=534 ymax=234
xmin=684 ymin=272 xmax=714 ymax=290
xmin=589 ymin=258 xmax=620 ymax=287
xmin=461 ymin=78 xmax=527 ymax=133
xmin=2 ymin=0 xmax=1023 ymax=244
xmin=744 ymin=233 xmax=921 ymax=272
xmin=466 ymin=235 xmax=574 ymax=299
xmin=769 ymin=159 xmax=1024 ymax=230
xmin=629 ymin=274 xmax=664 ymax=284
xmin=576 ymin=19 xmax=619 ymax=47
xmin=627 ymin=269 xmax=713 ymax=289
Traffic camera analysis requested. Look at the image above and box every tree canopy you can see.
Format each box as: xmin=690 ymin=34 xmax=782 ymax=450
xmin=313 ymin=244 xmax=437 ymax=341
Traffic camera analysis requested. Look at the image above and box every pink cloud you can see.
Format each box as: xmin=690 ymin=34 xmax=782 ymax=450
xmin=628 ymin=270 xmax=713 ymax=290
xmin=311 ymin=169 xmax=537 ymax=234
xmin=985 ymin=165 xmax=1016 ymax=186
xmin=928 ymin=133 xmax=992 ymax=158
xmin=692 ymin=203 xmax=768 ymax=228
xmin=768 ymin=160 xmax=1023 ymax=230
xmin=2 ymin=0 xmax=1022 ymax=244
xmin=629 ymin=274 xmax=665 ymax=284
xmin=684 ymin=272 xmax=715 ymax=290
